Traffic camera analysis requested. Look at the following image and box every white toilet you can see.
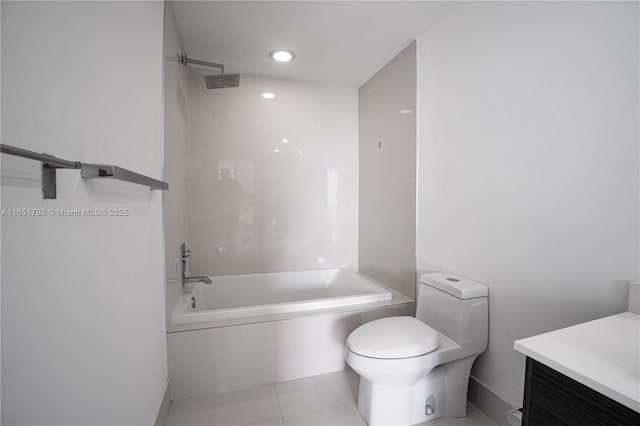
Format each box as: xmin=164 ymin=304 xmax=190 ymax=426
xmin=345 ymin=272 xmax=488 ymax=426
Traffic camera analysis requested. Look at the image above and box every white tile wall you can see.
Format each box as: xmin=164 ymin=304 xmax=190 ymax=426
xmin=186 ymin=70 xmax=358 ymax=276
xmin=273 ymin=312 xmax=361 ymax=382
xmin=358 ymin=42 xmax=417 ymax=299
xmin=168 ymin=322 xmax=276 ymax=399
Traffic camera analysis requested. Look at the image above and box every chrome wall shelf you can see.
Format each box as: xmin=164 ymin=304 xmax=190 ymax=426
xmin=1 ymin=143 xmax=168 ymax=199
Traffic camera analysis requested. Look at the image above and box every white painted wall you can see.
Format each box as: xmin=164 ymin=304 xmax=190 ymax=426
xmin=416 ymin=1 xmax=639 ymax=408
xmin=163 ymin=2 xmax=190 ymax=327
xmin=0 ymin=1 xmax=3 ymax=416
xmin=359 ymin=42 xmax=417 ymax=299
xmin=1 ymin=2 xmax=167 ymax=424
xmin=186 ymin=71 xmax=358 ymax=275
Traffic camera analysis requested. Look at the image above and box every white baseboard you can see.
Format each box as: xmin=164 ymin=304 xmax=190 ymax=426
xmin=468 ymin=376 xmax=516 ymax=426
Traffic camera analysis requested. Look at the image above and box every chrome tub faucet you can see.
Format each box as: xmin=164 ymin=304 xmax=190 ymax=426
xmin=180 ymin=243 xmax=212 ymax=289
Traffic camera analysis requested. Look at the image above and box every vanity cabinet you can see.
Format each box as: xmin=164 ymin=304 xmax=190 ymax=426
xmin=522 ymin=357 xmax=640 ymax=426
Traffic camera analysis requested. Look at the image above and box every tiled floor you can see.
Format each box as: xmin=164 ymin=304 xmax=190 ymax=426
xmin=166 ymin=369 xmax=497 ymax=426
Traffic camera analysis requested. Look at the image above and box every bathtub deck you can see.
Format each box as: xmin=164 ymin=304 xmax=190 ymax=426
xmin=166 ymin=369 xmax=496 ymax=426
xmin=169 ymin=271 xmax=408 ymax=333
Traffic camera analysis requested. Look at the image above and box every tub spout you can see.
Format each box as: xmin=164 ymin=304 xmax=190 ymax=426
xmin=183 ymin=275 xmax=213 ymax=285
xmin=180 ymin=242 xmax=213 ymax=288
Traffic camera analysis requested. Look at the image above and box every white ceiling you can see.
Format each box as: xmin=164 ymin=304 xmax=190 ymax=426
xmin=170 ymin=1 xmax=457 ymax=87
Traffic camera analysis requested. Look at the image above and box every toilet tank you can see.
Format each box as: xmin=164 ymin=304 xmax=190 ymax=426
xmin=416 ymin=272 xmax=488 ymax=347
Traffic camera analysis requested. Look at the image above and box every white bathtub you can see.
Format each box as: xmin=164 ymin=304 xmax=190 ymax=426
xmin=171 ymin=268 xmax=392 ymax=328
xmin=167 ymin=269 xmax=414 ymax=399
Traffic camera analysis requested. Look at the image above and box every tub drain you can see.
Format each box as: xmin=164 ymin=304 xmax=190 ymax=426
xmin=191 ymin=297 xmax=196 ymax=309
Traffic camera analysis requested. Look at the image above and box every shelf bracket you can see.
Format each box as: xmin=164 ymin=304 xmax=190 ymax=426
xmin=41 ymin=164 xmax=59 ymax=199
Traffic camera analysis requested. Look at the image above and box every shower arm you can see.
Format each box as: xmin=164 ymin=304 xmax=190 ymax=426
xmin=179 ymin=54 xmax=225 ymax=74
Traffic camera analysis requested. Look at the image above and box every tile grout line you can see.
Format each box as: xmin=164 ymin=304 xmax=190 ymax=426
xmin=280 ymin=400 xmax=365 ymax=424
xmin=273 ymin=382 xmax=286 ymax=425
xmin=245 ymin=416 xmax=285 ymax=426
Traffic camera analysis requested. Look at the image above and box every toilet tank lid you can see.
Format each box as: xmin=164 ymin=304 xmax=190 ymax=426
xmin=419 ymin=272 xmax=488 ymax=299
xmin=346 ymin=316 xmax=439 ymax=359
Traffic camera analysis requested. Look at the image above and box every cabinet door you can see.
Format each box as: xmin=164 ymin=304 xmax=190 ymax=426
xmin=522 ymin=357 xmax=640 ymax=426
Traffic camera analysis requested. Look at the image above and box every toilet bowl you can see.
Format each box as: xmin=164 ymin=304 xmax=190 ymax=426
xmin=345 ymin=273 xmax=488 ymax=426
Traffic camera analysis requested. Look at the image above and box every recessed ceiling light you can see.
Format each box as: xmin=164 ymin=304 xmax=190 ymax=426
xmin=274 ymin=148 xmax=280 ymax=153
xmin=400 ymin=109 xmax=413 ymax=114
xmin=297 ymin=150 xmax=304 ymax=154
xmin=270 ymin=50 xmax=295 ymax=63
xmin=282 ymin=138 xmax=288 ymax=144
xmin=261 ymin=92 xmax=275 ymax=99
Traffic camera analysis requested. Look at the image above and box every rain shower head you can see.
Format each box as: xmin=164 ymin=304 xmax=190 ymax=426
xmin=179 ymin=53 xmax=240 ymax=89
xmin=205 ymin=73 xmax=240 ymax=89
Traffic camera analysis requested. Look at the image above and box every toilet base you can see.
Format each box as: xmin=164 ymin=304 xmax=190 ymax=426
xmin=356 ymin=356 xmax=476 ymax=426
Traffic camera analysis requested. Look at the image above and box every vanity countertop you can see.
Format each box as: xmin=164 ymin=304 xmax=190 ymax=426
xmin=514 ymin=311 xmax=640 ymax=412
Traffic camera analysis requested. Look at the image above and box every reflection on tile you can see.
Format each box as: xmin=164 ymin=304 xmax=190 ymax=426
xmin=169 ymin=346 xmax=275 ymax=399
xmin=283 ymin=402 xmax=366 ymax=426
xmin=275 ymin=370 xmax=359 ymax=416
xmin=254 ymin=215 xmax=317 ymax=257
xmin=166 ymin=384 xmax=281 ymax=426
xmin=254 ymin=184 xmax=315 ymax=218
xmin=190 ymin=216 xmax=256 ymax=254
xmin=380 ymin=98 xmax=416 ymax=146
xmin=377 ymin=50 xmax=416 ymax=114
xmin=189 ymin=182 xmax=255 ymax=218
xmin=189 ymin=152 xmax=256 ymax=184
xmin=168 ymin=323 xmax=276 ymax=399
xmin=255 ymin=151 xmax=297 ymax=184
xmin=316 ymin=215 xmax=358 ymax=270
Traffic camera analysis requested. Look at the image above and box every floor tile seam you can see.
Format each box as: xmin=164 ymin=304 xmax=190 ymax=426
xmin=281 ymin=399 xmax=362 ymax=421
xmin=275 ymin=389 xmax=358 ymax=418
xmin=273 ymin=382 xmax=286 ymax=420
xmin=169 ymin=383 xmax=279 ymax=403
xmin=274 ymin=371 xmax=357 ymax=391
xmin=244 ymin=416 xmax=285 ymax=426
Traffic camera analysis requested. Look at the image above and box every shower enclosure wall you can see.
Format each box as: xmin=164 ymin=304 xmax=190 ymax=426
xmin=172 ymin=68 xmax=360 ymax=278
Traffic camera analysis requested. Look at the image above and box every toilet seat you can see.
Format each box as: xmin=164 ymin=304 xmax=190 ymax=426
xmin=346 ymin=316 xmax=439 ymax=359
